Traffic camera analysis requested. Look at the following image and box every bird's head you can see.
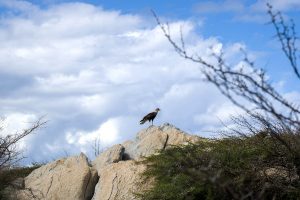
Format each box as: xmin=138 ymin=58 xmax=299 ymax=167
xmin=155 ymin=108 xmax=160 ymax=112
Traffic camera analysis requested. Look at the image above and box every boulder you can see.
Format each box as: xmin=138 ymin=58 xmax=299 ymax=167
xmin=124 ymin=123 xmax=201 ymax=160
xmin=9 ymin=123 xmax=201 ymax=200
xmin=92 ymin=144 xmax=125 ymax=170
xmin=91 ymin=123 xmax=200 ymax=200
xmin=92 ymin=160 xmax=151 ymax=200
xmin=12 ymin=153 xmax=98 ymax=200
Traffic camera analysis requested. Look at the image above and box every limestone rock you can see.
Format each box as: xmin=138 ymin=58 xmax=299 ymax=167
xmin=91 ymin=123 xmax=199 ymax=200
xmin=263 ymin=166 xmax=299 ymax=182
xmin=10 ymin=123 xmax=201 ymax=200
xmin=124 ymin=123 xmax=201 ymax=160
xmin=92 ymin=144 xmax=125 ymax=170
xmin=92 ymin=160 xmax=150 ymax=200
xmin=14 ymin=153 xmax=98 ymax=200
xmin=161 ymin=123 xmax=200 ymax=145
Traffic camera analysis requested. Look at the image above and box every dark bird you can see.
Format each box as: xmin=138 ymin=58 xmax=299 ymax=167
xmin=140 ymin=108 xmax=160 ymax=125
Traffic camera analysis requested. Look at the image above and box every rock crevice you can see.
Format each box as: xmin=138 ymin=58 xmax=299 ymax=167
xmin=10 ymin=123 xmax=201 ymax=200
xmin=91 ymin=123 xmax=201 ymax=200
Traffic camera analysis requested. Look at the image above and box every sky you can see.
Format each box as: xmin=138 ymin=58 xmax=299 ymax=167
xmin=0 ymin=0 xmax=299 ymax=165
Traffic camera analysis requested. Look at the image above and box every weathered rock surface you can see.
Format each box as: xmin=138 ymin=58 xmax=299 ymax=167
xmin=262 ymin=166 xmax=299 ymax=182
xmin=123 ymin=123 xmax=200 ymax=160
xmin=10 ymin=123 xmax=201 ymax=200
xmin=92 ymin=160 xmax=151 ymax=200
xmin=92 ymin=144 xmax=125 ymax=170
xmin=91 ymin=123 xmax=201 ymax=200
xmin=10 ymin=153 xmax=98 ymax=200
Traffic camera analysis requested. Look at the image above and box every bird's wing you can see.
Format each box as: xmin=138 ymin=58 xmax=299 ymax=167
xmin=141 ymin=112 xmax=156 ymax=121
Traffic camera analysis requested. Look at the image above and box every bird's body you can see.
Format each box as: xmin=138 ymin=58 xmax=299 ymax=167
xmin=140 ymin=108 xmax=160 ymax=125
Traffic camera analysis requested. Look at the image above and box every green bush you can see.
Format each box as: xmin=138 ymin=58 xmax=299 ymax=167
xmin=137 ymin=135 xmax=300 ymax=200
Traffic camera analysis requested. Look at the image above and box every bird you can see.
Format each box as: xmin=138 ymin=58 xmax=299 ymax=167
xmin=140 ymin=108 xmax=160 ymax=125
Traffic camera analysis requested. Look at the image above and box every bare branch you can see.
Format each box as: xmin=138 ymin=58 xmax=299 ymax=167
xmin=0 ymin=116 xmax=47 ymax=170
xmin=152 ymin=4 xmax=300 ymax=177
xmin=267 ymin=3 xmax=300 ymax=80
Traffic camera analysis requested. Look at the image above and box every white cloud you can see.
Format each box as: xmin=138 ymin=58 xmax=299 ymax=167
xmin=195 ymin=0 xmax=300 ymax=14
xmin=79 ymin=94 xmax=111 ymax=115
xmin=0 ymin=113 xmax=38 ymax=150
xmin=238 ymin=0 xmax=300 ymax=23
xmin=193 ymin=102 xmax=243 ymax=136
xmin=193 ymin=0 xmax=300 ymax=24
xmin=66 ymin=118 xmax=120 ymax=147
xmin=195 ymin=0 xmax=244 ymax=13
xmin=251 ymin=0 xmax=300 ymax=12
xmin=0 ymin=1 xmax=252 ymax=163
xmin=0 ymin=0 xmax=38 ymax=12
xmin=0 ymin=113 xmax=37 ymax=136
xmin=0 ymin=2 xmax=141 ymax=75
xmin=63 ymin=117 xmax=126 ymax=158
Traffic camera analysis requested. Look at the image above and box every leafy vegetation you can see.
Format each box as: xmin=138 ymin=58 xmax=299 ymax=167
xmin=138 ymin=134 xmax=300 ymax=200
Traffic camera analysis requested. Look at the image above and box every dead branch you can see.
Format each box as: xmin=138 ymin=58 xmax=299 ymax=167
xmin=0 ymin=116 xmax=47 ymax=170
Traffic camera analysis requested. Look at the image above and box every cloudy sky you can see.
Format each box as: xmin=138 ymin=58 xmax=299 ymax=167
xmin=0 ymin=0 xmax=299 ymax=164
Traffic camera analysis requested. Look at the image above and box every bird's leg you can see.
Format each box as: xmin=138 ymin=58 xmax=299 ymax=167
xmin=151 ymin=120 xmax=153 ymax=125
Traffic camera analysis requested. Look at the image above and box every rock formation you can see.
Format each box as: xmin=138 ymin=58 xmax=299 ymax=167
xmin=8 ymin=123 xmax=201 ymax=200
xmin=92 ymin=161 xmax=148 ymax=200
xmin=123 ymin=123 xmax=200 ymax=160
xmin=7 ymin=153 xmax=98 ymax=200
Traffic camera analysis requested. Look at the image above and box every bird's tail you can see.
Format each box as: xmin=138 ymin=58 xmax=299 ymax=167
xmin=140 ymin=119 xmax=146 ymax=124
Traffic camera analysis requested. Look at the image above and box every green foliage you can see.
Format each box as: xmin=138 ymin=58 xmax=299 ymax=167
xmin=137 ymin=135 xmax=300 ymax=200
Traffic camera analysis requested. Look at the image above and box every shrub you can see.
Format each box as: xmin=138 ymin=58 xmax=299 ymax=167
xmin=138 ymin=134 xmax=300 ymax=200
